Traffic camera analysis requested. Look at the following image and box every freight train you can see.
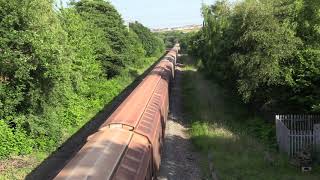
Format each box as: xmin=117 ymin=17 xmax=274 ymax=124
xmin=54 ymin=44 xmax=180 ymax=180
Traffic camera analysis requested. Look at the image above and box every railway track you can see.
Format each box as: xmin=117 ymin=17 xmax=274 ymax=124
xmin=52 ymin=44 xmax=179 ymax=180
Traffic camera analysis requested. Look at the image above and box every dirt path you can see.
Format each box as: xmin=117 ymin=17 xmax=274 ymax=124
xmin=157 ymin=57 xmax=201 ymax=180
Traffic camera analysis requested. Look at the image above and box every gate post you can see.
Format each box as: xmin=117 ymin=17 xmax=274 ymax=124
xmin=313 ymin=124 xmax=320 ymax=160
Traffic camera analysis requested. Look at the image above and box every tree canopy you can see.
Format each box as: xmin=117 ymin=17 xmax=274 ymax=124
xmin=188 ymin=0 xmax=320 ymax=113
xmin=0 ymin=0 xmax=164 ymax=158
xmin=129 ymin=21 xmax=164 ymax=57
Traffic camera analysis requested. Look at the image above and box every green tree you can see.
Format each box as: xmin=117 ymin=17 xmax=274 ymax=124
xmin=188 ymin=0 xmax=320 ymax=113
xmin=130 ymin=21 xmax=164 ymax=56
xmin=0 ymin=0 xmax=72 ymax=152
xmin=73 ymin=0 xmax=145 ymax=78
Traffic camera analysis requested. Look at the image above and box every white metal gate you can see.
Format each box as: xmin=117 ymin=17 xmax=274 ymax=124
xmin=275 ymin=115 xmax=320 ymax=157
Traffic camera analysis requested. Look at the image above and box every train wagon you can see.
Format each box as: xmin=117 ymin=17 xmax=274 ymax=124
xmin=54 ymin=44 xmax=179 ymax=180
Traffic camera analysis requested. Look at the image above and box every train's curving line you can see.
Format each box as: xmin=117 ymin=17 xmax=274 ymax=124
xmin=54 ymin=44 xmax=180 ymax=180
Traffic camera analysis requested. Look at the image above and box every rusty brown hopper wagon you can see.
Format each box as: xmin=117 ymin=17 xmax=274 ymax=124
xmin=54 ymin=44 xmax=179 ymax=180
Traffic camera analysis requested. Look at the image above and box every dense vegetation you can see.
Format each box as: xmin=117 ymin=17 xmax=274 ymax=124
xmin=181 ymin=1 xmax=320 ymax=176
xmin=158 ymin=31 xmax=185 ymax=48
xmin=0 ymin=0 xmax=164 ymax=158
xmin=129 ymin=21 xmax=164 ymax=57
xmin=181 ymin=56 xmax=320 ymax=180
xmin=187 ymin=0 xmax=320 ymax=114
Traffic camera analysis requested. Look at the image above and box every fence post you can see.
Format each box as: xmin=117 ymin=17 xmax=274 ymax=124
xmin=276 ymin=115 xmax=279 ymax=145
xmin=314 ymin=124 xmax=320 ymax=156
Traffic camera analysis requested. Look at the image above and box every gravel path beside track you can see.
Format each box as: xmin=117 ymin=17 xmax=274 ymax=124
xmin=158 ymin=58 xmax=201 ymax=180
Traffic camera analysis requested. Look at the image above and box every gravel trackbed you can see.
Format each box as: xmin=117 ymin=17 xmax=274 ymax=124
xmin=158 ymin=60 xmax=201 ymax=180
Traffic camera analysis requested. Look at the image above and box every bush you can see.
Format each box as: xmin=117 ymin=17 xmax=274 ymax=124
xmin=188 ymin=0 xmax=320 ymax=113
xmin=130 ymin=21 xmax=164 ymax=56
xmin=0 ymin=0 xmax=164 ymax=158
xmin=0 ymin=121 xmax=16 ymax=157
xmin=0 ymin=120 xmax=32 ymax=157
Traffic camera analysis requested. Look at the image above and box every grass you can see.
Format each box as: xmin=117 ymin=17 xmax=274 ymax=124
xmin=0 ymin=56 xmax=161 ymax=180
xmin=181 ymin=55 xmax=320 ymax=180
xmin=0 ymin=153 xmax=47 ymax=180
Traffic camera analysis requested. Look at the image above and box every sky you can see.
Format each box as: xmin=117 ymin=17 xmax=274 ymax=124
xmin=108 ymin=0 xmax=217 ymax=29
xmin=60 ymin=0 xmax=218 ymax=29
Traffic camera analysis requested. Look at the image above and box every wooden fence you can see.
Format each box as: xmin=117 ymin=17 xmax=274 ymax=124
xmin=275 ymin=114 xmax=320 ymax=157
